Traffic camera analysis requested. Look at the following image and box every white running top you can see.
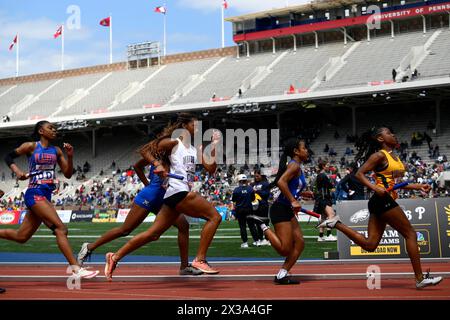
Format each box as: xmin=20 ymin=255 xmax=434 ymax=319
xmin=164 ymin=138 xmax=197 ymax=198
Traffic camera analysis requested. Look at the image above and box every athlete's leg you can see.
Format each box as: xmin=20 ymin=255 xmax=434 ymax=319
xmin=381 ymin=206 xmax=423 ymax=281
xmin=172 ymin=214 xmax=190 ymax=269
xmin=281 ymin=218 xmax=305 ymax=272
xmin=335 ymin=214 xmax=386 ymax=252
xmin=175 ymin=192 xmax=222 ymax=261
xmin=264 ymin=221 xmax=294 ymax=257
xmin=88 ymin=203 xmax=149 ymax=251
xmin=30 ymin=200 xmax=78 ymax=267
xmin=112 ymin=205 xmax=180 ymax=261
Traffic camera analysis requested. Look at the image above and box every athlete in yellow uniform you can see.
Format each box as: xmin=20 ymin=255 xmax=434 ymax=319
xmin=318 ymin=126 xmax=442 ymax=289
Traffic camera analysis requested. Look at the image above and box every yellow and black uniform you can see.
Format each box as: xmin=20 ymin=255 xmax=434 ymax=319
xmin=368 ymin=150 xmax=406 ymax=215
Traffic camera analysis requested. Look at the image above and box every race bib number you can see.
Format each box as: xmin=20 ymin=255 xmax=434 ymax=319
xmin=36 ymin=171 xmax=55 ymax=184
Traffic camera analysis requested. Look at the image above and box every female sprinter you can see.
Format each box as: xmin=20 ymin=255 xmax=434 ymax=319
xmin=77 ymin=145 xmax=202 ymax=275
xmin=104 ymin=113 xmax=222 ymax=280
xmin=318 ymin=126 xmax=442 ymax=289
xmin=2 ymin=121 xmax=98 ymax=279
xmin=250 ymin=137 xmax=308 ymax=285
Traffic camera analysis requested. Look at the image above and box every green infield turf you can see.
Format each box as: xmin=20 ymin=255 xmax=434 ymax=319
xmin=0 ymin=221 xmax=337 ymax=259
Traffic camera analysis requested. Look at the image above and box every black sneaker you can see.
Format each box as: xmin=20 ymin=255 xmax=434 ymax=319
xmin=274 ymin=276 xmax=300 ymax=285
xmin=0 ymin=288 xmax=5 ymax=294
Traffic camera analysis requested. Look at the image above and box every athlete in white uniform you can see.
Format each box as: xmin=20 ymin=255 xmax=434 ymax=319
xmin=105 ymin=113 xmax=222 ymax=280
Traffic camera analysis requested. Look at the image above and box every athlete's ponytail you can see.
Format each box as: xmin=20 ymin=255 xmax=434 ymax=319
xmin=269 ymin=137 xmax=303 ymax=189
xmin=354 ymin=126 xmax=392 ymax=165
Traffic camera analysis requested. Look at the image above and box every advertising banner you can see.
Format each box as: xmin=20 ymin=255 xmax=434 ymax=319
xmin=92 ymin=209 xmax=117 ymax=223
xmin=337 ymin=198 xmax=448 ymax=259
xmin=0 ymin=210 xmax=21 ymax=225
xmin=70 ymin=210 xmax=94 ymax=222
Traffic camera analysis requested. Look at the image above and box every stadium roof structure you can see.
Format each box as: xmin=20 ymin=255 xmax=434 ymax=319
xmin=1 ymin=76 xmax=449 ymax=139
xmin=226 ymin=0 xmax=365 ymax=22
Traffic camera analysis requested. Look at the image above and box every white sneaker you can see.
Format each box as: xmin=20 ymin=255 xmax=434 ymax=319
xmin=325 ymin=235 xmax=337 ymax=241
xmin=252 ymin=241 xmax=260 ymax=247
xmin=260 ymin=239 xmax=271 ymax=246
xmin=416 ymin=272 xmax=443 ymax=289
xmin=77 ymin=243 xmax=92 ymax=266
xmin=241 ymin=242 xmax=249 ymax=248
xmin=73 ymin=267 xmax=99 ymax=279
xmin=317 ymin=215 xmax=341 ymax=229
xmin=317 ymin=236 xmax=326 ymax=242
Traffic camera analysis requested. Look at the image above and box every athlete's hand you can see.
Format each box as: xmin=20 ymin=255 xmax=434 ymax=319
xmin=17 ymin=172 xmax=29 ymax=181
xmin=373 ymin=185 xmax=388 ymax=197
xmin=301 ymin=191 xmax=314 ymax=200
xmin=211 ymin=130 xmax=222 ymax=146
xmin=291 ymin=200 xmax=302 ymax=214
xmin=419 ymin=184 xmax=431 ymax=193
xmin=63 ymin=143 xmax=74 ymax=157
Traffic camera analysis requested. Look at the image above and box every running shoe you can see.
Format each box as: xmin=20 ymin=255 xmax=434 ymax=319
xmin=105 ymin=252 xmax=118 ymax=281
xmin=325 ymin=234 xmax=338 ymax=241
xmin=253 ymin=241 xmax=261 ymax=247
xmin=273 ymin=275 xmax=300 ymax=285
xmin=179 ymin=264 xmax=204 ymax=276
xmin=416 ymin=270 xmax=443 ymax=289
xmin=317 ymin=236 xmax=326 ymax=242
xmin=73 ymin=267 xmax=99 ymax=279
xmin=316 ymin=215 xmax=341 ymax=229
xmin=77 ymin=243 xmax=92 ymax=266
xmin=192 ymin=259 xmax=220 ymax=274
xmin=260 ymin=239 xmax=271 ymax=246
xmin=241 ymin=242 xmax=249 ymax=248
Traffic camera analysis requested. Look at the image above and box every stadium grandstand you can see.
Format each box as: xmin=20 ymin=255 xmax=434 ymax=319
xmin=1 ymin=0 xmax=450 ymax=213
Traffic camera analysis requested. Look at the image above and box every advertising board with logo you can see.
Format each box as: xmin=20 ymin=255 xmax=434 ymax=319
xmin=337 ymin=198 xmax=448 ymax=259
xmin=70 ymin=210 xmax=94 ymax=222
xmin=116 ymin=209 xmax=155 ymax=223
xmin=92 ymin=209 xmax=117 ymax=223
xmin=0 ymin=210 xmax=21 ymax=225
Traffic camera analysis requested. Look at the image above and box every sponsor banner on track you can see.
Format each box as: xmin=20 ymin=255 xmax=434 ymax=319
xmin=92 ymin=209 xmax=117 ymax=223
xmin=70 ymin=210 xmax=94 ymax=222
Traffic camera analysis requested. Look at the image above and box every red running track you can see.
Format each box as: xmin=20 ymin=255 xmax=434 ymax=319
xmin=0 ymin=262 xmax=449 ymax=300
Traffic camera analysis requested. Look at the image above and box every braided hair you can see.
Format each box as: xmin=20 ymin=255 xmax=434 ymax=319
xmin=354 ymin=126 xmax=393 ymax=166
xmin=138 ymin=113 xmax=197 ymax=167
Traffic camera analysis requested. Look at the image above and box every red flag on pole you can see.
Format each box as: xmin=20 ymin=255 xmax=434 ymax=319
xmin=9 ymin=35 xmax=17 ymax=51
xmin=54 ymin=25 xmax=63 ymax=39
xmin=99 ymin=17 xmax=111 ymax=27
xmin=155 ymin=6 xmax=167 ymax=14
xmin=223 ymin=0 xmax=228 ymax=9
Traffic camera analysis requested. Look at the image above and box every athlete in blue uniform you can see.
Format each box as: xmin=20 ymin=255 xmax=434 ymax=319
xmin=2 ymin=121 xmax=99 ymax=279
xmin=250 ymin=137 xmax=309 ymax=285
xmin=77 ymin=143 xmax=202 ymax=275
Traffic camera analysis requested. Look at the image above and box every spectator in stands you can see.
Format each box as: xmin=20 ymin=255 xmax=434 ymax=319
xmin=334 ymin=130 xmax=340 ymax=139
xmin=2 ymin=115 xmax=10 ymax=123
xmin=392 ymin=68 xmax=397 ymax=82
xmin=345 ymin=147 xmax=353 ymax=156
xmin=423 ymin=132 xmax=432 ymax=149
xmin=111 ymin=161 xmax=116 ymax=169
xmin=232 ymin=174 xmax=259 ymax=248
xmin=412 ymin=69 xmax=419 ymax=80
xmin=324 ymin=144 xmax=329 ymax=153
xmin=211 ymin=92 xmax=216 ymax=100
xmin=328 ymin=147 xmax=337 ymax=157
xmin=238 ymin=88 xmax=243 ymax=98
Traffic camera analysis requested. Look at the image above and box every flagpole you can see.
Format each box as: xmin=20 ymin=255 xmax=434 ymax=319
xmin=109 ymin=14 xmax=113 ymax=64
xmin=61 ymin=25 xmax=65 ymax=71
xmin=163 ymin=3 xmax=167 ymax=57
xmin=221 ymin=2 xmax=225 ymax=48
xmin=16 ymin=34 xmax=19 ymax=77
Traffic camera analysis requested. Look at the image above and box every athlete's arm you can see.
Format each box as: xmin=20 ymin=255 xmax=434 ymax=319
xmin=56 ymin=143 xmax=74 ymax=179
xmin=200 ymin=130 xmax=220 ymax=175
xmin=277 ymin=162 xmax=301 ymax=211
xmin=5 ymin=142 xmax=35 ymax=180
xmin=133 ymin=158 xmax=150 ymax=186
xmin=355 ymin=152 xmax=388 ymax=197
xmin=156 ymin=138 xmax=178 ymax=153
